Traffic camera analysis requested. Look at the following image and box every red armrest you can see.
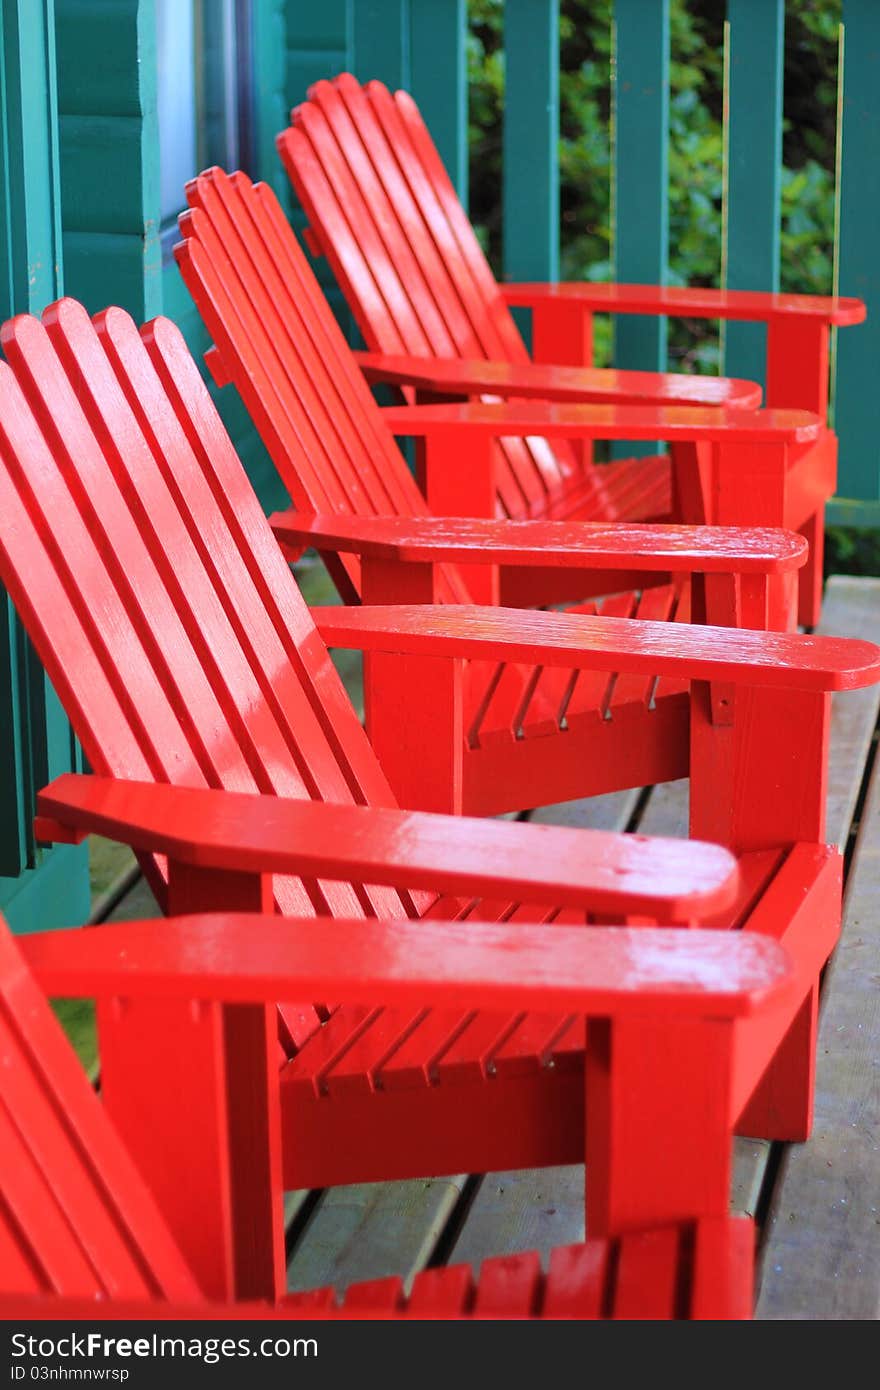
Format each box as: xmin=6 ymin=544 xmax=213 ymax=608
xmin=501 ymin=283 xmax=866 ymax=327
xmin=270 ymin=513 xmax=806 ymax=575
xmin=35 ymin=775 xmax=738 ymax=922
xmin=312 ymin=604 xmax=880 ymax=693
xmin=355 ymin=351 xmax=763 ymax=410
xmin=21 ymin=914 xmax=792 ymax=1021
xmin=380 ymin=401 xmax=821 ymax=445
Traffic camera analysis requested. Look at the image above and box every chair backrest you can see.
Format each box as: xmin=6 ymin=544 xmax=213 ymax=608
xmin=0 ymin=299 xmax=417 ymax=961
xmin=176 ymin=166 xmax=469 ymax=605
xmin=280 ymin=72 xmax=583 ymax=516
xmin=0 ymin=915 xmax=200 ymax=1299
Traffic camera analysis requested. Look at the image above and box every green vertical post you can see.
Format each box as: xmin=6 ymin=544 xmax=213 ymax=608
xmin=614 ymin=0 xmax=669 ymax=367
xmin=0 ymin=0 xmax=89 ymax=929
xmin=723 ymin=0 xmax=783 ymax=388
xmin=833 ymin=0 xmax=880 ymax=507
xmin=502 ymin=0 xmax=559 ymax=284
xmin=252 ymin=0 xmax=288 ymax=199
xmin=410 ymin=0 xmax=467 ymax=202
xmin=352 ymin=0 xmax=408 ymax=89
xmin=56 ymin=0 xmax=161 ymax=320
xmin=613 ymin=0 xmax=669 ymax=455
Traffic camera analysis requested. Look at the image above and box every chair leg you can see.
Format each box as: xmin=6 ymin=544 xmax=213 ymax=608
xmin=736 ymin=984 xmax=818 ymax=1142
xmin=99 ymin=996 xmax=285 ymax=1303
xmin=365 ymin=651 xmax=465 ymax=813
xmin=585 ymin=1016 xmax=734 ymax=1238
xmin=798 ymin=507 xmax=825 ymax=629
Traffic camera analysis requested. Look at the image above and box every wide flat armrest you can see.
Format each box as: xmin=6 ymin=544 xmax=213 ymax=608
xmin=313 ymin=604 xmax=880 ymax=693
xmin=271 ymin=512 xmax=806 ymax=575
xmin=21 ymin=915 xmax=792 ymax=1021
xmin=35 ymin=774 xmax=738 ymax=921
xmin=380 ymin=401 xmax=821 ymax=445
xmin=355 ymin=350 xmax=762 ymax=410
xmin=501 ymin=282 xmax=866 ymax=327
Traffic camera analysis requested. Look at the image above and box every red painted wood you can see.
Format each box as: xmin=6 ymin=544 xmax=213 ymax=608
xmin=175 ymin=163 xmax=837 ymax=820
xmin=21 ymin=915 xmax=796 ymax=1023
xmin=311 ymin=604 xmax=880 ymax=692
xmin=502 ymin=281 xmax=865 ymax=326
xmin=1 ymin=903 xmax=762 ymax=1318
xmin=0 ymin=1220 xmax=754 ymax=1320
xmin=36 ymin=775 xmax=740 ymax=922
xmin=271 ymin=513 xmax=807 ymax=573
xmin=0 ymin=295 xmax=876 ymax=1254
xmin=355 ymin=351 xmax=764 ymax=409
xmin=0 ymin=921 xmax=201 ymax=1301
xmin=281 ymin=75 xmax=856 ymax=624
xmin=380 ymin=400 xmax=821 ymax=444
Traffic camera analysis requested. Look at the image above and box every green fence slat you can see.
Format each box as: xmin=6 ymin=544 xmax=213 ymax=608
xmin=613 ymin=0 xmax=669 ymax=458
xmin=723 ymin=0 xmax=783 ymax=389
xmin=834 ymin=0 xmax=880 ymax=503
xmin=352 ymin=0 xmax=408 ymax=89
xmin=410 ymin=0 xmax=467 ymax=202
xmin=502 ymin=0 xmax=559 ymax=283
xmin=613 ymin=0 xmax=669 ymax=369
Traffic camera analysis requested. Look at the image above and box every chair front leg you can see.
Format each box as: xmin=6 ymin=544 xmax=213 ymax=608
xmin=689 ymin=682 xmax=830 ymax=855
xmin=99 ymin=995 xmax=285 ymax=1303
xmin=585 ymin=1015 xmax=735 ymax=1236
xmin=708 ymin=440 xmax=798 ymax=628
xmin=365 ymin=650 xmax=466 ymax=814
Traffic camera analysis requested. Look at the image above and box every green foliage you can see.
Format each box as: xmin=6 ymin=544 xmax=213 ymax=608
xmin=825 ymin=526 xmax=880 ymax=580
xmin=468 ymin=0 xmax=841 ymax=349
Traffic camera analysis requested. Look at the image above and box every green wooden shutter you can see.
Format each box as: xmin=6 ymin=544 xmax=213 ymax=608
xmin=0 ymin=0 xmax=89 ymax=932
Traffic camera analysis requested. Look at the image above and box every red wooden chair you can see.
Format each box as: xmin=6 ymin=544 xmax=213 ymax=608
xmin=3 ymin=881 xmax=780 ymax=1315
xmin=279 ymin=73 xmax=866 ymax=626
xmin=0 ymin=298 xmax=877 ymax=1280
xmin=176 ymin=167 xmax=816 ymax=816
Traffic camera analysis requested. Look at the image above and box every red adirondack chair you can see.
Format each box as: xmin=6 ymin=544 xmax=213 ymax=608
xmin=279 ymin=73 xmax=866 ymax=626
xmin=3 ymin=884 xmax=780 ymax=1314
xmin=176 ymin=167 xmax=816 ymax=816
xmin=0 ymin=298 xmax=877 ymax=1295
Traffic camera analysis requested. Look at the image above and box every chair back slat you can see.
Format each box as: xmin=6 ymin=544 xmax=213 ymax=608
xmin=281 ymin=75 xmax=580 ymax=515
xmin=0 ymin=302 xmax=415 ymax=935
xmin=176 ymin=168 xmax=469 ymax=604
xmin=0 ymin=922 xmax=201 ymax=1299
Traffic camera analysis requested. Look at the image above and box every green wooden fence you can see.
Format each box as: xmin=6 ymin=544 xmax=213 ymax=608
xmin=2 ymin=0 xmax=880 ymax=928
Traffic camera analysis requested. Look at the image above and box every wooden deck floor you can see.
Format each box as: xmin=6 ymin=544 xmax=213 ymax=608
xmin=103 ymin=575 xmax=880 ymax=1319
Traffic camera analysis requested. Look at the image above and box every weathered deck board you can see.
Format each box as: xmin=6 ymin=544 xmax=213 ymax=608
xmin=448 ymin=1166 xmax=585 ymax=1269
xmin=286 ymin=1177 xmax=469 ymax=1293
xmin=757 ymin=721 xmax=880 ymax=1319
